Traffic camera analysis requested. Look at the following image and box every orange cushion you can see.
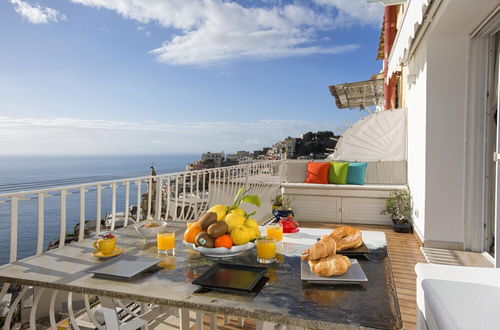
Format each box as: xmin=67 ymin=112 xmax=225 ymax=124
xmin=304 ymin=162 xmax=330 ymax=184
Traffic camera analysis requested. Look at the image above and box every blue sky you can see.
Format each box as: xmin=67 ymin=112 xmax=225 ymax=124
xmin=0 ymin=0 xmax=383 ymax=154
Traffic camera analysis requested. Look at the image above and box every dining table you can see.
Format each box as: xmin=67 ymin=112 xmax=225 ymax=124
xmin=0 ymin=222 xmax=402 ymax=330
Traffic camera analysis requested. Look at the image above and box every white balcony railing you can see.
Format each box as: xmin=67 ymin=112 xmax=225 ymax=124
xmin=0 ymin=160 xmax=282 ymax=329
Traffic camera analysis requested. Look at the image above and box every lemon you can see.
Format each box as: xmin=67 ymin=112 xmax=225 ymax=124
xmin=244 ymin=218 xmax=259 ymax=230
xmin=247 ymin=226 xmax=261 ymax=240
xmin=208 ymin=204 xmax=228 ymax=221
xmin=230 ymin=225 xmax=252 ymax=245
xmin=227 ymin=207 xmax=246 ymax=218
xmin=224 ymin=213 xmax=246 ymax=232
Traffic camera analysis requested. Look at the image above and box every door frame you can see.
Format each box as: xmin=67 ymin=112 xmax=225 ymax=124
xmin=465 ymin=9 xmax=500 ymax=265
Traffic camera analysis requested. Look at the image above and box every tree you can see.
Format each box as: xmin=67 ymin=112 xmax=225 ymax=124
xmin=316 ymin=131 xmax=334 ymax=141
xmin=303 ymin=132 xmax=315 ymax=141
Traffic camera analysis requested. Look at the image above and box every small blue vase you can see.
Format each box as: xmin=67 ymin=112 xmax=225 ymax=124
xmin=273 ymin=209 xmax=294 ymax=219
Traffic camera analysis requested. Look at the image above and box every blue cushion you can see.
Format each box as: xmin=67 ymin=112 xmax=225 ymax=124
xmin=347 ymin=162 xmax=367 ymax=185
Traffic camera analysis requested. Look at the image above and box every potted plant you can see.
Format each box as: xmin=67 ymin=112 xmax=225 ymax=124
xmin=271 ymin=194 xmax=294 ymax=219
xmin=381 ymin=190 xmax=413 ymax=233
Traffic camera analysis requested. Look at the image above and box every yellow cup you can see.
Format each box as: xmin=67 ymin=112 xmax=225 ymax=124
xmin=93 ymin=238 xmax=116 ymax=255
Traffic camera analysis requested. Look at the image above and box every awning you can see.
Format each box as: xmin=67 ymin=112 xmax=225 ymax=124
xmin=329 ymin=78 xmax=384 ymax=110
xmin=328 ymin=108 xmax=407 ymax=162
xmin=387 ymin=0 xmax=432 ymax=78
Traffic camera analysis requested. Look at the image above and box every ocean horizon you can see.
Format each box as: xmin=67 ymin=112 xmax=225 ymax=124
xmin=0 ymin=154 xmax=199 ymax=265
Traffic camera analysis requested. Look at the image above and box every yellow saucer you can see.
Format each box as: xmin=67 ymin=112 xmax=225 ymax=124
xmin=92 ymin=247 xmax=125 ymax=258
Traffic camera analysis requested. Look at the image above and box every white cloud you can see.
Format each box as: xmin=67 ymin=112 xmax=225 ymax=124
xmin=313 ymin=0 xmax=384 ymax=27
xmin=9 ymin=0 xmax=67 ymax=24
xmin=0 ymin=116 xmax=348 ymax=154
xmin=68 ymin=0 xmax=378 ymax=65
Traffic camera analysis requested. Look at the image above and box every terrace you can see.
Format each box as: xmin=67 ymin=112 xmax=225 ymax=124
xmin=0 ymin=158 xmax=428 ymax=329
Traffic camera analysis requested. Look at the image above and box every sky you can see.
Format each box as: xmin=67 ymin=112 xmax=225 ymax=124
xmin=0 ymin=0 xmax=384 ymax=155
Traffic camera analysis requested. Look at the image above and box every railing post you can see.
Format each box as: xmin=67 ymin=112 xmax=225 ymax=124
xmin=59 ymin=190 xmax=67 ymax=248
xmin=124 ymin=181 xmax=130 ymax=227
xmin=111 ymin=183 xmax=117 ymax=231
xmin=37 ymin=193 xmax=45 ymax=254
xmin=147 ymin=177 xmax=152 ymax=220
xmin=96 ymin=184 xmax=102 ymax=235
xmin=156 ymin=177 xmax=163 ymax=220
xmin=10 ymin=196 xmax=18 ymax=262
xmin=136 ymin=180 xmax=142 ymax=221
xmin=165 ymin=177 xmax=171 ymax=221
xmin=79 ymin=187 xmax=86 ymax=241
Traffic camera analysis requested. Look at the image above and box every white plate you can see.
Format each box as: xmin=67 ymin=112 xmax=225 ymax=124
xmin=183 ymin=241 xmax=255 ymax=257
xmin=301 ymin=258 xmax=368 ymax=284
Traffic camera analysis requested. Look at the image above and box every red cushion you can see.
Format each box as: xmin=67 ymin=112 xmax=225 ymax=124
xmin=304 ymin=162 xmax=330 ymax=184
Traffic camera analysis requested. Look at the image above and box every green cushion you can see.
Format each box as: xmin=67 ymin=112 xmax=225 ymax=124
xmin=328 ymin=161 xmax=349 ymax=184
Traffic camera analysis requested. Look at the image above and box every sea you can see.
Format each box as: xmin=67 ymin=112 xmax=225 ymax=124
xmin=0 ymin=154 xmax=199 ymax=265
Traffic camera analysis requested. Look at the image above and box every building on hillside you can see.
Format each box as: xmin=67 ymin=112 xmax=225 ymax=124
xmin=201 ymin=152 xmax=225 ymax=167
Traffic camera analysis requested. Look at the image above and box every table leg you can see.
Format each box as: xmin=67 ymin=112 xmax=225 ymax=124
xmin=256 ymin=320 xmax=275 ymax=330
xmin=195 ymin=311 xmax=203 ymax=330
xmin=179 ymin=308 xmax=190 ymax=330
xmin=98 ymin=296 xmax=121 ymax=330
xmin=209 ymin=312 xmax=217 ymax=330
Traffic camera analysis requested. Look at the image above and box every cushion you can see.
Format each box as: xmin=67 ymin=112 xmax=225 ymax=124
xmin=328 ymin=162 xmax=349 ymax=184
xmin=347 ymin=162 xmax=367 ymax=185
xmin=304 ymin=162 xmax=329 ymax=184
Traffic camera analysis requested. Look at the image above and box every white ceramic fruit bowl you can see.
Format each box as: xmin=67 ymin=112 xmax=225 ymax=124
xmin=183 ymin=241 xmax=255 ymax=257
xmin=135 ymin=220 xmax=168 ymax=240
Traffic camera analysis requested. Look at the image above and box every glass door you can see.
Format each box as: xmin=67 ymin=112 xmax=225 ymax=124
xmin=485 ymin=33 xmax=500 ymax=259
xmin=491 ymin=33 xmax=500 ymax=264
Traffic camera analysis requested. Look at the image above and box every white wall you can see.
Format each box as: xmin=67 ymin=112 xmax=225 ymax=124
xmin=404 ymin=0 xmax=500 ymax=248
xmin=406 ymin=35 xmax=428 ymax=240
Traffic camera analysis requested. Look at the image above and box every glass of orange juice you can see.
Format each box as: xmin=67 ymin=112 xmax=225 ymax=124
xmin=256 ymin=238 xmax=276 ymax=264
xmin=266 ymin=224 xmax=283 ymax=242
xmin=157 ymin=230 xmax=176 ymax=256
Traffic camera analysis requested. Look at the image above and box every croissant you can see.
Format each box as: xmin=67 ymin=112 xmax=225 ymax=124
xmin=308 ymin=254 xmax=350 ymax=277
xmin=301 ymin=236 xmax=336 ymax=261
xmin=329 ymin=226 xmax=363 ymax=251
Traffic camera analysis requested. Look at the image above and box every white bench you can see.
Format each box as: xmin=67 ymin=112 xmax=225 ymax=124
xmin=282 ymin=160 xmax=408 ymax=225
xmin=415 ymin=263 xmax=500 ymax=330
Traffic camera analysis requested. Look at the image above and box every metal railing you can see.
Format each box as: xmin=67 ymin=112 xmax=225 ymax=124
xmin=0 ymin=160 xmax=282 ymax=329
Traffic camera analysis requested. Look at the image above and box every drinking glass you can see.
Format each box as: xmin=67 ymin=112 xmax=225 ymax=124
xmin=157 ymin=230 xmax=176 ymax=256
xmin=256 ymin=238 xmax=276 ymax=264
xmin=266 ymin=223 xmax=283 ymax=242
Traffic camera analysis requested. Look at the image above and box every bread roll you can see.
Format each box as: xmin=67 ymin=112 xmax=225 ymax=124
xmin=329 ymin=226 xmax=363 ymax=250
xmin=301 ymin=236 xmax=336 ymax=261
xmin=308 ymin=254 xmax=350 ymax=277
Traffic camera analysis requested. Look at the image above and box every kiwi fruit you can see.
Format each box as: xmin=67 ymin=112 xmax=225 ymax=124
xmin=207 ymin=221 xmax=228 ymax=238
xmin=198 ymin=212 xmax=218 ymax=230
xmin=195 ymin=232 xmax=215 ymax=248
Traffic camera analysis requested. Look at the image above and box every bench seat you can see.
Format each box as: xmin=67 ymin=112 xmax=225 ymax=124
xmin=282 ymin=160 xmax=408 ymax=225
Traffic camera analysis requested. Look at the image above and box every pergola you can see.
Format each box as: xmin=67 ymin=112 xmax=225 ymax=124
xmin=329 ymin=78 xmax=384 ymax=110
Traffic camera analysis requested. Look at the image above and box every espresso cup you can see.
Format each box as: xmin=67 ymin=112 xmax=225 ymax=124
xmin=93 ymin=238 xmax=116 ymax=255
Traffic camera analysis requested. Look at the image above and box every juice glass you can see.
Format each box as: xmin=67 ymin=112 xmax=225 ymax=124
xmin=266 ymin=224 xmax=283 ymax=242
xmin=256 ymin=238 xmax=276 ymax=264
xmin=157 ymin=230 xmax=176 ymax=256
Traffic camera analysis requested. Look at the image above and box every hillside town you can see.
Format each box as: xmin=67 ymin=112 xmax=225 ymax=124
xmin=186 ymin=131 xmax=339 ymax=170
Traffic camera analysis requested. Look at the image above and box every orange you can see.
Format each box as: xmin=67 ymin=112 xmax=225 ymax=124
xmin=183 ymin=222 xmax=203 ymax=244
xmin=215 ymin=234 xmax=233 ymax=249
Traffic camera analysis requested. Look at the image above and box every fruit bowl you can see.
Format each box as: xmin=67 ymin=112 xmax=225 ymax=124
xmin=183 ymin=241 xmax=255 ymax=258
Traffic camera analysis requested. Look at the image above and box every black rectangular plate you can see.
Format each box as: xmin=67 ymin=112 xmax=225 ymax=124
xmin=336 ymin=242 xmax=370 ymax=256
xmin=192 ymin=263 xmax=268 ymax=292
